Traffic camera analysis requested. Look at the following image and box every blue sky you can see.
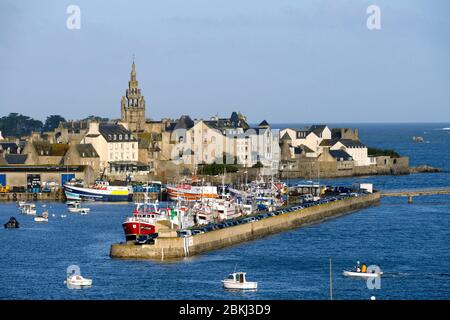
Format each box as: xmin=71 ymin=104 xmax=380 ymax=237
xmin=0 ymin=0 xmax=449 ymax=123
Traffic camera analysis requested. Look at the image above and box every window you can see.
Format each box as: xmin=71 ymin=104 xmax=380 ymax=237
xmin=113 ymin=134 xmax=117 ymax=140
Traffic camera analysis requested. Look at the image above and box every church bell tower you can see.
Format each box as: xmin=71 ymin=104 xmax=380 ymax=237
xmin=121 ymin=60 xmax=146 ymax=132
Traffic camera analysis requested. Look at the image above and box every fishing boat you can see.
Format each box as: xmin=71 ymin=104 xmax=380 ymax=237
xmin=222 ymin=272 xmax=257 ymax=290
xmin=64 ymin=180 xmax=133 ymax=202
xmin=20 ymin=203 xmax=37 ymax=215
xmin=122 ymin=200 xmax=166 ymax=242
xmin=167 ymin=184 xmax=218 ymax=201
xmin=4 ymin=217 xmax=19 ymax=229
xmin=34 ymin=211 xmax=49 ymax=223
xmin=65 ymin=275 xmax=93 ymax=287
xmin=68 ymin=202 xmax=90 ymax=214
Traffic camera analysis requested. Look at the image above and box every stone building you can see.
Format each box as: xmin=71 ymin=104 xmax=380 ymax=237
xmin=63 ymin=143 xmax=100 ymax=177
xmin=120 ymin=61 xmax=146 ymax=133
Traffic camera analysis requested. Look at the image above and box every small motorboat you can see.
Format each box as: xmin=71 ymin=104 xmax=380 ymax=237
xmin=222 ymin=272 xmax=258 ymax=290
xmin=20 ymin=203 xmax=37 ymax=215
xmin=343 ymin=261 xmax=382 ymax=278
xmin=68 ymin=202 xmax=90 ymax=214
xmin=4 ymin=217 xmax=20 ymax=229
xmin=64 ymin=275 xmax=93 ymax=287
xmin=60 ymin=214 xmax=67 ymax=218
xmin=34 ymin=211 xmax=49 ymax=223
xmin=17 ymin=201 xmax=27 ymax=208
xmin=343 ymin=270 xmax=383 ymax=278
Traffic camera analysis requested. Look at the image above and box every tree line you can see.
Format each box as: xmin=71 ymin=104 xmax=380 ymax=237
xmin=0 ymin=113 xmax=108 ymax=138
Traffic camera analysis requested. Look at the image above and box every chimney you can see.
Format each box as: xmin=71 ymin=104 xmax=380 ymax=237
xmin=88 ymin=121 xmax=100 ymax=135
xmin=354 ymin=128 xmax=359 ymax=139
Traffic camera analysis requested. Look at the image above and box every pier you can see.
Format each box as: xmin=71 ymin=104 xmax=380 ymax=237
xmin=381 ymin=187 xmax=450 ymax=203
xmin=110 ymin=192 xmax=381 ymax=261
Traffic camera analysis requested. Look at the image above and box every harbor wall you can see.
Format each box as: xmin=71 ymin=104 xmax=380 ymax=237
xmin=110 ymin=192 xmax=381 ymax=260
xmin=279 ymin=157 xmax=409 ymax=179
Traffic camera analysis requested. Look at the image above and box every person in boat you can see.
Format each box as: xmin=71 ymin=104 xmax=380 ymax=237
xmin=355 ymin=260 xmax=367 ymax=273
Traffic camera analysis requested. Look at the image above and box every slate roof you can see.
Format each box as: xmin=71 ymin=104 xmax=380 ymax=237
xmin=0 ymin=142 xmax=19 ymax=154
xmin=33 ymin=142 xmax=69 ymax=156
xmin=338 ymin=139 xmax=366 ymax=148
xmin=99 ymin=124 xmax=137 ymax=142
xmin=5 ymin=154 xmax=28 ymax=164
xmin=319 ymin=139 xmax=334 ymax=147
xmin=280 ymin=132 xmax=292 ymax=141
xmin=329 ymin=150 xmax=353 ymax=161
xmin=75 ymin=144 xmax=99 ymax=158
xmin=258 ymin=120 xmax=269 ymax=127
xmin=309 ymin=125 xmax=327 ymax=135
xmin=294 ymin=144 xmax=315 ymax=154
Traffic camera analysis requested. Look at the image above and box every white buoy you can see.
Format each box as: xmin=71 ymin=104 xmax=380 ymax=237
xmin=371 ymin=296 xmax=376 ymax=300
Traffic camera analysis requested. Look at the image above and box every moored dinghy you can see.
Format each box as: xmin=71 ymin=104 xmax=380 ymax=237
xmin=4 ymin=217 xmax=20 ymax=229
xmin=222 ymin=272 xmax=257 ymax=290
xmin=343 ymin=261 xmax=383 ymax=278
xmin=65 ymin=275 xmax=93 ymax=287
xmin=34 ymin=211 xmax=49 ymax=223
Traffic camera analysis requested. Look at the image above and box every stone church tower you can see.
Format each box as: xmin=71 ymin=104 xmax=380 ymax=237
xmin=121 ymin=61 xmax=146 ymax=132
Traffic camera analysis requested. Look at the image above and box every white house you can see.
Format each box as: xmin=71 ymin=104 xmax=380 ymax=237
xmin=82 ymin=122 xmax=139 ymax=174
xmin=280 ymin=125 xmax=331 ymax=157
xmin=330 ymin=139 xmax=370 ymax=166
xmin=169 ymin=114 xmax=279 ymax=173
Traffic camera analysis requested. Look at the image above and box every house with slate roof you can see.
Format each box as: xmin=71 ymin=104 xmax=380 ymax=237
xmin=81 ymin=122 xmax=140 ymax=174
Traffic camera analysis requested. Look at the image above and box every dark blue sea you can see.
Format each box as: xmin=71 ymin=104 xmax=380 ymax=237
xmin=1 ymin=123 xmax=449 ymax=300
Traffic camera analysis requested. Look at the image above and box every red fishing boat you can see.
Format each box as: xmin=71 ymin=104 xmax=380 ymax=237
xmin=122 ymin=201 xmax=167 ymax=242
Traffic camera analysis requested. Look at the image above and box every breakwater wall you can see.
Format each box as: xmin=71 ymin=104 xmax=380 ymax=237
xmin=110 ymin=192 xmax=381 ymax=261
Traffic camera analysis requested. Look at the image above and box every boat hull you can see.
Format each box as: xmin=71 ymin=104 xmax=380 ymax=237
xmin=222 ymin=280 xmax=258 ymax=290
xmin=122 ymin=221 xmax=156 ymax=242
xmin=343 ymin=270 xmax=383 ymax=278
xmin=64 ymin=185 xmax=132 ymax=202
xmin=167 ymin=186 xmax=218 ymax=201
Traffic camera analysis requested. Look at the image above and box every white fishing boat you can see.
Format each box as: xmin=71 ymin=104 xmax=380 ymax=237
xmin=64 ymin=275 xmax=93 ymax=287
xmin=68 ymin=202 xmax=90 ymax=214
xmin=222 ymin=272 xmax=258 ymax=290
xmin=21 ymin=203 xmax=37 ymax=215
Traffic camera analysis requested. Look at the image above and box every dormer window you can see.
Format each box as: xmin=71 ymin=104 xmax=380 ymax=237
xmin=108 ymin=134 xmax=112 ymax=140
xmin=113 ymin=134 xmax=117 ymax=140
xmin=119 ymin=134 xmax=122 ymax=140
xmin=125 ymin=134 xmax=128 ymax=140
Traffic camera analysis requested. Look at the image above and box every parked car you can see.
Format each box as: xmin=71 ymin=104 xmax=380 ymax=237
xmin=178 ymin=230 xmax=192 ymax=237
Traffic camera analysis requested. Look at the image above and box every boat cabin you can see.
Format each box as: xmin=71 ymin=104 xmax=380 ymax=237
xmin=228 ymin=272 xmax=247 ymax=283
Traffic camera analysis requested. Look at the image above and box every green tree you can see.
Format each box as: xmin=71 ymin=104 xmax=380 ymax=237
xmin=0 ymin=113 xmax=43 ymax=137
xmin=43 ymin=115 xmax=66 ymax=132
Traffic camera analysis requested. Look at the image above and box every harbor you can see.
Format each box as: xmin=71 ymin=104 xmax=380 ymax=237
xmin=110 ymin=191 xmax=381 ymax=260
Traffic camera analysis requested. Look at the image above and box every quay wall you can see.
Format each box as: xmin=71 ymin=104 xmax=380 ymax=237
xmin=279 ymin=157 xmax=410 ymax=179
xmin=0 ymin=190 xmax=65 ymax=202
xmin=110 ymin=192 xmax=381 ymax=261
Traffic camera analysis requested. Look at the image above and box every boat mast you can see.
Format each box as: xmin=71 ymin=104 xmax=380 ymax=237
xmin=329 ymin=257 xmax=333 ymax=301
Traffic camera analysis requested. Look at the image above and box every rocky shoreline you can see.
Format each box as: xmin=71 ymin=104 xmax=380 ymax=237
xmin=409 ymin=165 xmax=443 ymax=174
